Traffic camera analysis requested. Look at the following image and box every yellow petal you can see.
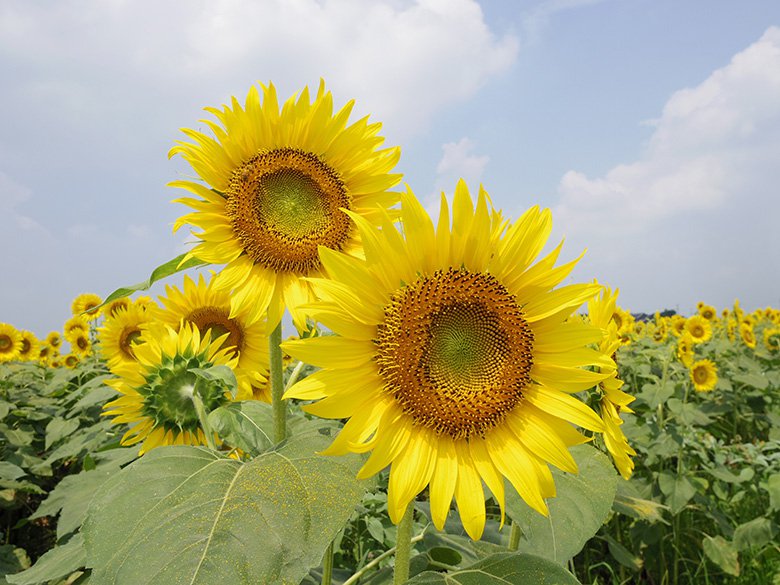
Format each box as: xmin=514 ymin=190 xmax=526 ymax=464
xmin=429 ymin=436 xmax=458 ymax=530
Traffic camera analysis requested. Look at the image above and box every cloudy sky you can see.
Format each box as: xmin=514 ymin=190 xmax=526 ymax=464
xmin=1 ymin=0 xmax=779 ymax=337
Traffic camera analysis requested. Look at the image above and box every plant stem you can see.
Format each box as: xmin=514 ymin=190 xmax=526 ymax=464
xmin=393 ymin=503 xmax=415 ymax=585
xmin=508 ymin=521 xmax=521 ymax=551
xmin=342 ymin=535 xmax=425 ymax=585
xmin=269 ymin=321 xmax=286 ymax=443
xmin=190 ymin=391 xmax=217 ymax=451
xmin=321 ymin=541 xmax=333 ymax=585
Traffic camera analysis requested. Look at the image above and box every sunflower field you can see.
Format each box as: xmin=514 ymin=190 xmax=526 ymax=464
xmin=1 ymin=82 xmax=778 ymax=585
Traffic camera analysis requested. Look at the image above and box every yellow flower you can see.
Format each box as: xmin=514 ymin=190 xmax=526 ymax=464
xmin=670 ymin=315 xmax=686 ymax=337
xmin=677 ymin=332 xmax=695 ymax=367
xmin=740 ymin=324 xmax=757 ymax=349
xmin=601 ymin=399 xmax=637 ymax=479
xmin=685 ymin=315 xmax=712 ymax=344
xmin=63 ymin=354 xmax=80 ymax=369
xmin=103 ymin=322 xmax=238 ymax=454
xmin=0 ymin=323 xmax=22 ymax=363
xmin=64 ymin=316 xmax=89 ymax=343
xmin=763 ymin=327 xmax=780 ymax=353
xmin=70 ymin=332 xmax=92 ymax=357
xmin=98 ymin=304 xmax=154 ymax=373
xmin=71 ymin=293 xmax=103 ymax=321
xmin=170 ymin=81 xmax=402 ymax=329
xmin=17 ymin=331 xmax=39 ymax=362
xmin=45 ymin=331 xmax=62 ymax=349
xmin=689 ymin=359 xmax=718 ymax=392
xmin=698 ymin=303 xmax=717 ymax=321
xmin=283 ymin=182 xmax=608 ymax=540
xmin=155 ymin=273 xmax=269 ymax=401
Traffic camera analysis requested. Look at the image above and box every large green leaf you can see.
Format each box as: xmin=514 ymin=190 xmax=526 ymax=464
xmin=100 ymin=253 xmax=208 ymax=307
xmin=83 ymin=419 xmax=368 ymax=584
xmin=6 ymin=535 xmax=85 ymax=585
xmin=406 ymin=552 xmax=581 ymax=584
xmin=702 ymin=535 xmax=740 ymax=577
xmin=732 ymin=517 xmax=776 ymax=551
xmin=505 ymin=445 xmax=617 ymax=564
xmin=44 ymin=418 xmax=82 ymax=451
xmin=658 ymin=472 xmax=696 ymax=515
xmin=207 ymin=401 xmax=276 ymax=456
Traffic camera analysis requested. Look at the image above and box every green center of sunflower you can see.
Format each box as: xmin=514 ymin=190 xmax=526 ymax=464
xmin=375 ymin=268 xmax=534 ymax=440
xmin=186 ymin=307 xmax=243 ymax=357
xmin=226 ymin=147 xmax=351 ymax=275
xmin=140 ymin=353 xmax=229 ymax=433
xmin=0 ymin=335 xmax=12 ymax=352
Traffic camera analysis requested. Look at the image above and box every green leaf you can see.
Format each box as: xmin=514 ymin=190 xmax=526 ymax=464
xmin=612 ymin=480 xmax=668 ymax=523
xmin=702 ymin=535 xmax=740 ymax=577
xmin=6 ymin=535 xmax=85 ymax=585
xmin=207 ymin=401 xmax=276 ymax=456
xmin=603 ymin=535 xmax=642 ymax=571
xmin=637 ymin=382 xmax=674 ymax=409
xmin=733 ymin=517 xmax=776 ymax=551
xmin=0 ymin=463 xmax=26 ymax=482
xmin=100 ymin=253 xmax=208 ymax=307
xmin=657 ymin=472 xmax=696 ymax=515
xmin=190 ymin=365 xmax=238 ymax=398
xmin=505 ymin=445 xmax=617 ymax=564
xmin=0 ymin=545 xmax=30 ymax=578
xmin=83 ymin=420 xmax=368 ymax=585
xmin=731 ymin=373 xmax=769 ymax=390
xmin=45 ymin=418 xmax=82 ymax=451
xmin=708 ymin=467 xmax=753 ymax=484
xmin=406 ymin=552 xmax=581 ymax=584
xmin=766 ymin=474 xmax=780 ymax=512
xmin=30 ymin=467 xmax=119 ymax=540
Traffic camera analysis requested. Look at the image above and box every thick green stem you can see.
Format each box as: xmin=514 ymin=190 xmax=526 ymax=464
xmin=321 ymin=541 xmax=333 ymax=585
xmin=269 ymin=321 xmax=286 ymax=443
xmin=508 ymin=521 xmax=522 ymax=551
xmin=393 ymin=503 xmax=415 ymax=585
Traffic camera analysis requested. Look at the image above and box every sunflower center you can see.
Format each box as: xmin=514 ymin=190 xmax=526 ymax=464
xmin=0 ymin=335 xmax=11 ymax=352
xmin=691 ymin=325 xmax=704 ymax=338
xmin=226 ymin=147 xmax=351 ymax=275
xmin=20 ymin=338 xmax=31 ymax=354
xmin=186 ymin=307 xmax=244 ymax=356
xmin=693 ymin=367 xmax=708 ymax=384
xmin=141 ymin=353 xmax=229 ymax=433
xmin=375 ymin=268 xmax=534 ymax=440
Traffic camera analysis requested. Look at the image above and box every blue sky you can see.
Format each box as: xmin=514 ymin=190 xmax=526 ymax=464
xmin=1 ymin=0 xmax=779 ymax=338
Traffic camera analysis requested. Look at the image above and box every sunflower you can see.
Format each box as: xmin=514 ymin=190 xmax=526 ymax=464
xmin=676 ymin=332 xmax=695 ymax=367
xmin=105 ymin=298 xmax=132 ymax=319
xmin=586 ymin=285 xmax=636 ymax=479
xmin=103 ymin=322 xmax=238 ymax=454
xmin=740 ymin=324 xmax=757 ymax=349
xmin=64 ymin=316 xmax=89 ymax=343
xmin=698 ymin=303 xmax=717 ymax=321
xmin=283 ymin=182 xmax=608 ymax=540
xmin=685 ymin=315 xmax=712 ymax=344
xmin=17 ymin=331 xmax=39 ymax=362
xmin=763 ymin=327 xmax=780 ymax=353
xmin=63 ymin=354 xmax=80 ymax=369
xmin=70 ymin=332 xmax=92 ymax=357
xmin=155 ymin=273 xmax=269 ymax=401
xmin=98 ymin=304 xmax=154 ymax=373
xmin=71 ymin=293 xmax=103 ymax=321
xmin=170 ymin=81 xmax=402 ymax=329
xmin=0 ymin=323 xmax=22 ymax=363
xmin=38 ymin=344 xmax=52 ymax=365
xmin=670 ymin=315 xmax=686 ymax=337
xmin=45 ymin=331 xmax=62 ymax=349
xmin=689 ymin=359 xmax=718 ymax=392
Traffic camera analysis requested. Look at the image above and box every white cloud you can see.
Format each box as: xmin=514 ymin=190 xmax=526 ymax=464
xmin=0 ymin=0 xmax=518 ymax=141
xmin=553 ymin=26 xmax=780 ymax=312
xmin=0 ymin=171 xmax=48 ymax=234
xmin=421 ymin=137 xmax=490 ymax=218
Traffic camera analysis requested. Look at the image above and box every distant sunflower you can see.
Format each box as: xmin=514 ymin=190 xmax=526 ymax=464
xmin=740 ymin=324 xmax=757 ymax=349
xmin=283 ymin=182 xmax=607 ymax=540
xmin=71 ymin=293 xmax=103 ymax=321
xmin=0 ymin=323 xmax=22 ymax=363
xmin=685 ymin=315 xmax=712 ymax=344
xmin=105 ymin=298 xmax=132 ymax=319
xmin=170 ymin=81 xmax=402 ymax=329
xmin=98 ymin=304 xmax=153 ymax=372
xmin=763 ymin=327 xmax=780 ymax=353
xmin=690 ymin=359 xmax=717 ymax=392
xmin=676 ymin=332 xmax=695 ymax=367
xmin=70 ymin=332 xmax=92 ymax=357
xmin=63 ymin=354 xmax=80 ymax=369
xmin=670 ymin=315 xmax=686 ymax=337
xmin=156 ymin=273 xmax=269 ymax=401
xmin=698 ymin=304 xmax=717 ymax=321
xmin=17 ymin=331 xmax=39 ymax=362
xmin=103 ymin=322 xmax=237 ymax=454
xmin=64 ymin=316 xmax=89 ymax=343
xmin=45 ymin=331 xmax=62 ymax=349
xmin=38 ymin=344 xmax=52 ymax=365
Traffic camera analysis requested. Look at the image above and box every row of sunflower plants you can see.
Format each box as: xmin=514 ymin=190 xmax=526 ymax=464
xmin=0 ymin=80 xmax=718 ymax=585
xmin=574 ymin=306 xmax=780 ymax=584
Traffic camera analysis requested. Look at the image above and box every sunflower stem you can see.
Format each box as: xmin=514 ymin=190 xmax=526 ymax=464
xmin=321 ymin=541 xmax=334 ymax=585
xmin=269 ymin=321 xmax=286 ymax=444
xmin=190 ymin=391 xmax=217 ymax=451
xmin=508 ymin=521 xmax=522 ymax=551
xmin=393 ymin=502 xmax=415 ymax=585
xmin=342 ymin=535 xmax=425 ymax=585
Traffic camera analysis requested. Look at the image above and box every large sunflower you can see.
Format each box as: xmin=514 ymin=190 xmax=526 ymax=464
xmin=283 ymin=182 xmax=608 ymax=540
xmin=155 ymin=273 xmax=269 ymax=401
xmin=103 ymin=322 xmax=238 ymax=454
xmin=0 ymin=323 xmax=22 ymax=363
xmin=170 ymin=81 xmax=402 ymax=329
